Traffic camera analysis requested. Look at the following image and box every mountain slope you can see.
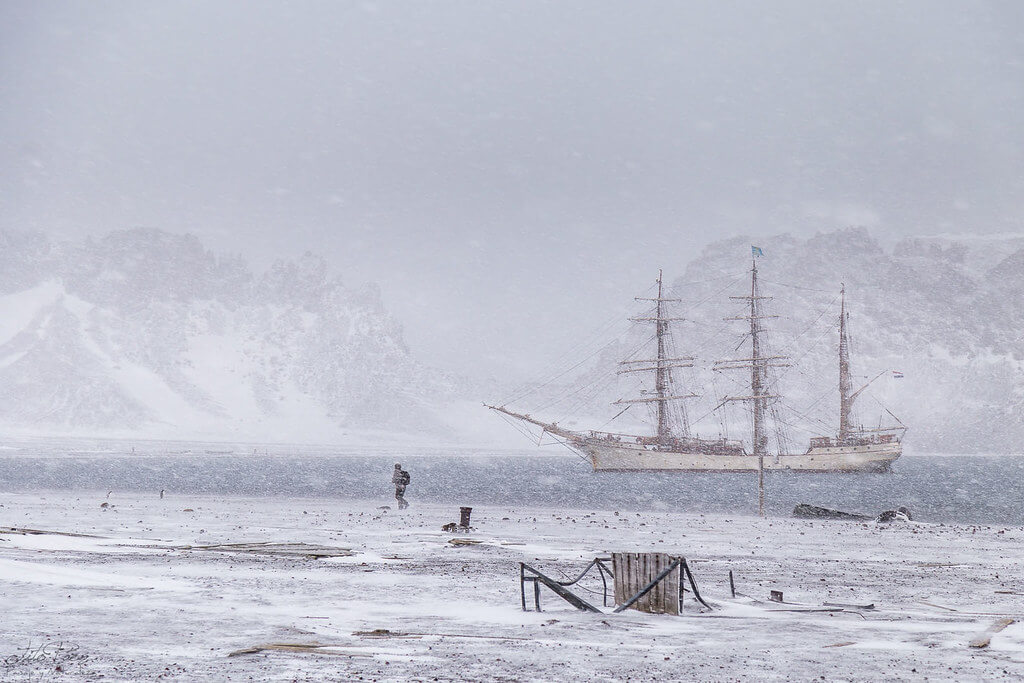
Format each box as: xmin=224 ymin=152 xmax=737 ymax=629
xmin=0 ymin=229 xmax=456 ymax=442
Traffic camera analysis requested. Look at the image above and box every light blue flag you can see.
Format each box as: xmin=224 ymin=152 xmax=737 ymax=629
xmin=751 ymin=245 xmax=764 ymax=257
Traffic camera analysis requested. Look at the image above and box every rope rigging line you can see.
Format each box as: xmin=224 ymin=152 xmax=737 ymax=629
xmin=498 ymin=330 xmax=628 ymax=408
xmin=771 ymin=295 xmax=840 ymax=356
xmin=496 ymin=281 xmax=660 ymax=407
xmin=760 ymin=279 xmax=833 ymax=293
xmin=767 ymin=408 xmax=828 ymax=437
xmin=536 ymin=335 xmax=655 ymax=423
xmin=779 ymin=398 xmax=835 ymax=434
xmin=526 ymin=271 xmax=748 ymax=415
xmin=598 ymin=403 xmax=635 ymax=430
xmin=500 ymin=337 xmax=622 ymax=409
xmin=671 ymin=270 xmax=751 ymax=289
xmin=868 ymin=393 xmax=903 ymax=427
xmin=497 ymin=411 xmax=588 ymax=459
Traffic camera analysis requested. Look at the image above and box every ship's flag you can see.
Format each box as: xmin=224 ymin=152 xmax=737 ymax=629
xmin=892 ymin=370 xmax=904 ymax=379
xmin=751 ymin=245 xmax=764 ymax=257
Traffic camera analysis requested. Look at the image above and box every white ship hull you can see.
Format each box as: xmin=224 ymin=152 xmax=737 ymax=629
xmin=578 ymin=439 xmax=900 ymax=473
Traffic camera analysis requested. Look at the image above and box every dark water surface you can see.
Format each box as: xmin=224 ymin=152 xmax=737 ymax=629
xmin=0 ymin=449 xmax=1021 ymax=525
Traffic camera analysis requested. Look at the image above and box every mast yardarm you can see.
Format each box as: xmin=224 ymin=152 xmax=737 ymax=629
xmin=629 ymin=270 xmax=694 ymax=442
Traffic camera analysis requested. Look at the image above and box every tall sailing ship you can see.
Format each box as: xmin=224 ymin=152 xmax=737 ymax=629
xmin=488 ymin=258 xmax=905 ymax=472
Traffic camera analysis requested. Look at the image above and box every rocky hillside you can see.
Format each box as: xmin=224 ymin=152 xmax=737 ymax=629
xmin=0 ymin=228 xmax=456 ymax=442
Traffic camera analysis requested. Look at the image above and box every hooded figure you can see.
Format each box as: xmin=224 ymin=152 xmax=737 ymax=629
xmin=392 ymin=463 xmax=411 ymax=509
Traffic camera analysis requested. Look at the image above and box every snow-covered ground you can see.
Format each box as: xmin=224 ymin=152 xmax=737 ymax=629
xmin=1 ymin=492 xmax=1022 ymax=680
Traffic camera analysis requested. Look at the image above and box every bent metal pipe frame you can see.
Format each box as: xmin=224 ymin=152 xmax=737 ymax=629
xmin=520 ymin=557 xmax=613 ymax=612
xmin=519 ymin=556 xmax=710 ymax=614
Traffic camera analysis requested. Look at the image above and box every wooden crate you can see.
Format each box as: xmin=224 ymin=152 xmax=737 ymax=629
xmin=611 ymin=552 xmax=682 ymax=615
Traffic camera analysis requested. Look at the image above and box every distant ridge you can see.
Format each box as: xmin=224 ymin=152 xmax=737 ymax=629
xmin=0 ymin=228 xmax=458 ymax=443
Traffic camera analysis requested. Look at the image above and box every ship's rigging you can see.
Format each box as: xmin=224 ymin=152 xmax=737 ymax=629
xmin=713 ymin=258 xmax=791 ymax=513
xmin=489 ymin=258 xmax=905 ymax=471
xmin=615 ymin=269 xmax=695 ymax=442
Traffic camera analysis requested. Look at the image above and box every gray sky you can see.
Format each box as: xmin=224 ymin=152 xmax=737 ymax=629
xmin=3 ymin=1 xmax=1024 ymax=379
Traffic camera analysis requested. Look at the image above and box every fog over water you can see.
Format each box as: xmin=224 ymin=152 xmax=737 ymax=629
xmin=4 ymin=1 xmax=1024 ymax=380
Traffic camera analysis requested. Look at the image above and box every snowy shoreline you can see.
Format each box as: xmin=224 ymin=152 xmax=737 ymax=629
xmin=1 ymin=492 xmax=1022 ymax=680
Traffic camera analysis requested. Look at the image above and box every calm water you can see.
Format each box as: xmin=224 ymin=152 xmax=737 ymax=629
xmin=0 ymin=449 xmax=1020 ymax=525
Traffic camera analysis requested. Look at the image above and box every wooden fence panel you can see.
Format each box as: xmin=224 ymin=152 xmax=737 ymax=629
xmin=611 ymin=552 xmax=682 ymax=615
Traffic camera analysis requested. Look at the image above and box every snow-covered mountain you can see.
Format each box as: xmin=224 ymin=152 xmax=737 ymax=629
xmin=503 ymin=229 xmax=1024 ymax=454
xmin=674 ymin=229 xmax=1024 ymax=454
xmin=0 ymin=228 xmax=460 ymax=443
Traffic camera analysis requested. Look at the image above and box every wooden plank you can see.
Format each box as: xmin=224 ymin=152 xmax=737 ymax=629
xmin=638 ymin=553 xmax=648 ymax=612
xmin=612 ymin=553 xmax=624 ymax=606
xmin=612 ymin=554 xmax=619 ymax=605
xmin=641 ymin=554 xmax=651 ymax=613
xmin=646 ymin=553 xmax=655 ymax=613
xmin=621 ymin=553 xmax=631 ymax=609
xmin=654 ymin=553 xmax=663 ymax=614
xmin=628 ymin=554 xmax=637 ymax=609
xmin=969 ymin=618 xmax=1015 ymax=648
xmin=666 ymin=554 xmax=680 ymax=615
xmin=656 ymin=554 xmax=665 ymax=613
xmin=666 ymin=554 xmax=677 ymax=615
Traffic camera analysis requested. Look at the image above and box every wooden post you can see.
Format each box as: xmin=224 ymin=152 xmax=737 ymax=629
xmin=758 ymin=455 xmax=764 ymax=517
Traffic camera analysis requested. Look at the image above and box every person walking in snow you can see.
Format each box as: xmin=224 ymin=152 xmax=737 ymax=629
xmin=392 ymin=463 xmax=411 ymax=509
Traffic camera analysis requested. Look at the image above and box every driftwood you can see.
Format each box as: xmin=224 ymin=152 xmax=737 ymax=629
xmin=228 ymin=642 xmax=371 ymax=657
xmin=448 ymin=538 xmax=483 ymax=546
xmin=181 ymin=542 xmax=355 ymax=559
xmin=353 ymin=628 xmax=530 ymax=641
xmin=968 ymin=618 xmax=1015 ymax=648
xmin=823 ymin=601 xmax=875 ymax=610
xmin=0 ymin=526 xmax=102 ymax=538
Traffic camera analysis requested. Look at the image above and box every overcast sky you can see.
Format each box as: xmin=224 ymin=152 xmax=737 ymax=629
xmin=3 ymin=1 xmax=1024 ymax=379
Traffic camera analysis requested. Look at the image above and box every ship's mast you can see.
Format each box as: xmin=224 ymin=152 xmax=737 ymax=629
xmin=838 ymin=284 xmax=852 ymax=441
xmin=618 ymin=270 xmax=695 ymax=443
xmin=715 ymin=257 xmax=788 ymax=516
xmin=654 ymin=271 xmax=670 ymax=441
xmin=749 ymin=260 xmax=768 ymax=465
xmin=749 ymin=259 xmax=767 ymax=515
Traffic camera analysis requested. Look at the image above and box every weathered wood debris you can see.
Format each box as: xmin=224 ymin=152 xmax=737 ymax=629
xmin=228 ymin=642 xmax=370 ymax=657
xmin=0 ymin=526 xmax=101 ymax=538
xmin=180 ymin=542 xmax=355 ymax=559
xmin=968 ymin=618 xmax=1015 ymax=648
